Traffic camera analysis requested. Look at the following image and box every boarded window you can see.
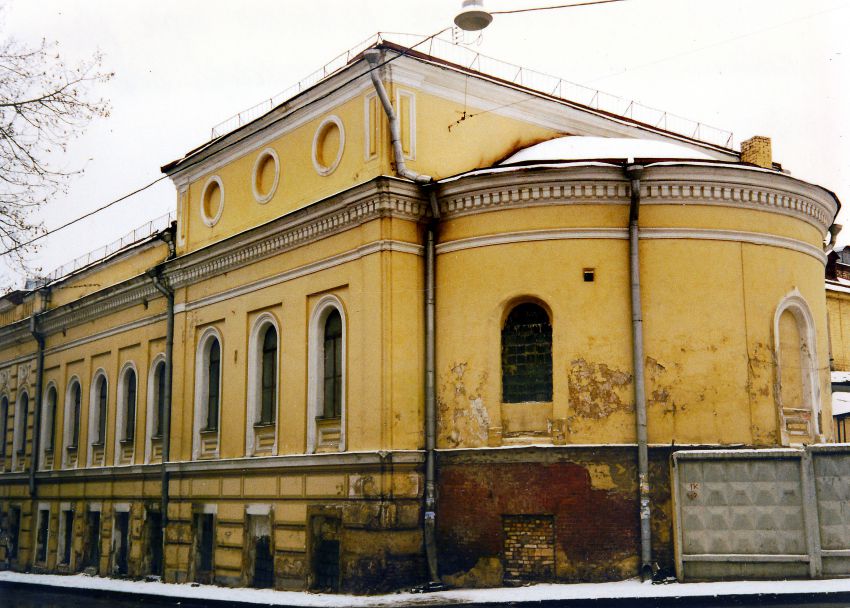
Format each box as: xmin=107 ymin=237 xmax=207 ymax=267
xmin=501 ymin=303 xmax=553 ymax=403
xmin=322 ymin=311 xmax=343 ymax=419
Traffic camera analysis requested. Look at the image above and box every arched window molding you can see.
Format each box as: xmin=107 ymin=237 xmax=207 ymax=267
xmin=307 ymin=295 xmax=347 ymax=454
xmin=246 ymin=313 xmax=280 ymax=456
xmin=0 ymin=393 xmax=9 ymax=461
xmin=39 ymin=382 xmax=58 ymax=470
xmin=12 ymin=389 xmax=29 ymax=471
xmin=87 ymin=370 xmax=109 ymax=466
xmin=63 ymin=377 xmax=82 ymax=468
xmin=773 ymin=289 xmax=821 ymax=444
xmin=114 ymin=363 xmax=138 ymax=465
xmin=193 ymin=327 xmax=223 ymax=460
xmin=501 ymin=300 xmax=553 ymax=404
xmin=145 ymin=355 xmax=166 ymax=464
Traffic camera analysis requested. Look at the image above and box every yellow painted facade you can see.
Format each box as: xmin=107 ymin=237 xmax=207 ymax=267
xmin=0 ymin=42 xmax=839 ymax=591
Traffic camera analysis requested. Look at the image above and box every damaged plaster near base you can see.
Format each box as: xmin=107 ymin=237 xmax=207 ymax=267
xmin=0 ymin=32 xmax=846 ymax=595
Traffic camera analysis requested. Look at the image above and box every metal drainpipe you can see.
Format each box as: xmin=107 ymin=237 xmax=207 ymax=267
xmin=626 ymin=163 xmax=653 ymax=580
xmin=27 ymin=290 xmax=48 ymax=497
xmin=150 ymin=270 xmax=174 ymax=578
xmin=364 ymin=48 xmax=441 ymax=584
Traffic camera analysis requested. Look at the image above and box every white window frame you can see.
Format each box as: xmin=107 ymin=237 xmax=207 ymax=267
xmin=246 ymin=313 xmax=280 ymax=456
xmin=114 ymin=362 xmax=138 ymax=465
xmin=87 ymin=369 xmax=109 ymax=465
xmin=12 ymin=388 xmax=29 ymax=470
xmin=39 ymin=381 xmax=58 ymax=470
xmin=145 ymin=354 xmax=166 ymax=464
xmin=63 ymin=376 xmax=82 ymax=468
xmin=307 ymin=295 xmax=347 ymax=453
xmin=773 ymin=289 xmax=821 ymax=443
xmin=192 ymin=327 xmax=223 ymax=460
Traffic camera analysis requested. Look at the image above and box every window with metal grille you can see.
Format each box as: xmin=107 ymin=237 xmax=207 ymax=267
xmin=501 ymin=303 xmax=553 ymax=403
xmin=322 ymin=311 xmax=342 ymax=419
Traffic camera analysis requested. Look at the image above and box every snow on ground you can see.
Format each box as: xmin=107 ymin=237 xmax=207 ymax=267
xmin=3 ymin=571 xmax=850 ymax=606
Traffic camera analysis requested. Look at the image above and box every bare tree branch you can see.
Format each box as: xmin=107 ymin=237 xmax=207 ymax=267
xmin=0 ymin=33 xmax=112 ymax=284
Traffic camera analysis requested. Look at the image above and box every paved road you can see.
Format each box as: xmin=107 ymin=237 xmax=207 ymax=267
xmin=2 ymin=584 xmax=850 ymax=608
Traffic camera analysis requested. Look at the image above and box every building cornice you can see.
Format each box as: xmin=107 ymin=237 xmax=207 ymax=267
xmin=0 ymin=178 xmax=428 ymax=355
xmin=437 ymin=163 xmax=837 ymax=235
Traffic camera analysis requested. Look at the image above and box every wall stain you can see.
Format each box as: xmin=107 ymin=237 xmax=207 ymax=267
xmin=568 ymin=358 xmax=633 ymax=419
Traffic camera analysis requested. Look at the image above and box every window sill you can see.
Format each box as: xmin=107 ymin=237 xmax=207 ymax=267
xmin=15 ymin=449 xmax=25 ymax=456
xmin=43 ymin=448 xmax=53 ymax=455
xmin=315 ymin=416 xmax=341 ymax=421
xmin=119 ymin=438 xmax=135 ymax=446
xmin=200 ymin=428 xmax=218 ymax=435
xmin=66 ymin=446 xmax=78 ymax=452
xmin=90 ymin=442 xmax=104 ymax=448
xmin=253 ymin=421 xmax=275 ymax=429
xmin=151 ymin=434 xmax=163 ymax=441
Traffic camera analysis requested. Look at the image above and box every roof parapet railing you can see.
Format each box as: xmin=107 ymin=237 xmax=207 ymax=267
xmin=209 ymin=31 xmax=734 ymax=149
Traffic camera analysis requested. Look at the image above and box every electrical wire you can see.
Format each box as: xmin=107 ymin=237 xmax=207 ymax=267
xmin=490 ymin=0 xmax=626 ymax=15
xmin=0 ymin=28 xmax=450 ymax=261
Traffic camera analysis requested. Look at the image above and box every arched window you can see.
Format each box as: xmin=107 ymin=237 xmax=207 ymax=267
xmin=154 ymin=362 xmax=166 ymax=437
xmin=0 ymin=396 xmax=8 ymax=458
xmin=206 ymin=339 xmax=221 ymax=431
xmin=323 ymin=311 xmax=343 ymax=419
xmin=246 ymin=316 xmax=280 ymax=456
xmin=14 ymin=391 xmax=29 ymax=461
xmin=193 ymin=329 xmax=223 ymax=460
xmin=261 ymin=326 xmax=277 ymax=424
xmin=89 ymin=374 xmax=108 ymax=447
xmin=145 ymin=356 xmax=166 ymax=464
xmin=774 ymin=292 xmax=821 ymax=444
xmin=43 ymin=385 xmax=57 ymax=452
xmin=307 ymin=297 xmax=346 ymax=453
xmin=124 ymin=369 xmax=137 ymax=441
xmin=501 ymin=302 xmax=553 ymax=403
xmin=66 ymin=380 xmax=82 ymax=451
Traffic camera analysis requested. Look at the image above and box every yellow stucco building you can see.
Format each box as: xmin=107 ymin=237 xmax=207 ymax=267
xmin=0 ymin=37 xmax=840 ymax=591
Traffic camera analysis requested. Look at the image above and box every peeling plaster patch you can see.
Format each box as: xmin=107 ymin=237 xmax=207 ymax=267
xmin=568 ymin=359 xmax=633 ymax=419
xmin=646 ymin=356 xmax=678 ymax=414
xmin=438 ymin=362 xmax=490 ymax=447
xmin=586 ymin=464 xmax=618 ymax=491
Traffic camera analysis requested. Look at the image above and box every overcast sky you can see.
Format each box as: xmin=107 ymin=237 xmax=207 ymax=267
xmin=3 ymin=0 xmax=849 ymax=286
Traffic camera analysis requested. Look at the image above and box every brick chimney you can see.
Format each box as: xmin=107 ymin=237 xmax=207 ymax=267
xmin=741 ymin=136 xmax=772 ymax=169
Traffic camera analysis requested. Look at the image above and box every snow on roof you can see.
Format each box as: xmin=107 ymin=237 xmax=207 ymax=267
xmin=500 ymin=136 xmax=716 ymax=165
xmin=834 ymin=391 xmax=850 ymax=416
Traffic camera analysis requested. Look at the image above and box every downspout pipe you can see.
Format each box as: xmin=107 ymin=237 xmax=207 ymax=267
xmin=149 ymin=266 xmax=174 ymax=579
xmin=626 ymin=163 xmax=653 ymax=580
xmin=28 ymin=290 xmax=48 ymax=497
xmin=364 ymin=47 xmax=441 ymax=585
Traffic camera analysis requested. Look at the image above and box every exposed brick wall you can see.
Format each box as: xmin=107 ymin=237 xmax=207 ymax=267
xmin=503 ymin=515 xmax=555 ymax=581
xmin=436 ymin=446 xmax=676 ymax=583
